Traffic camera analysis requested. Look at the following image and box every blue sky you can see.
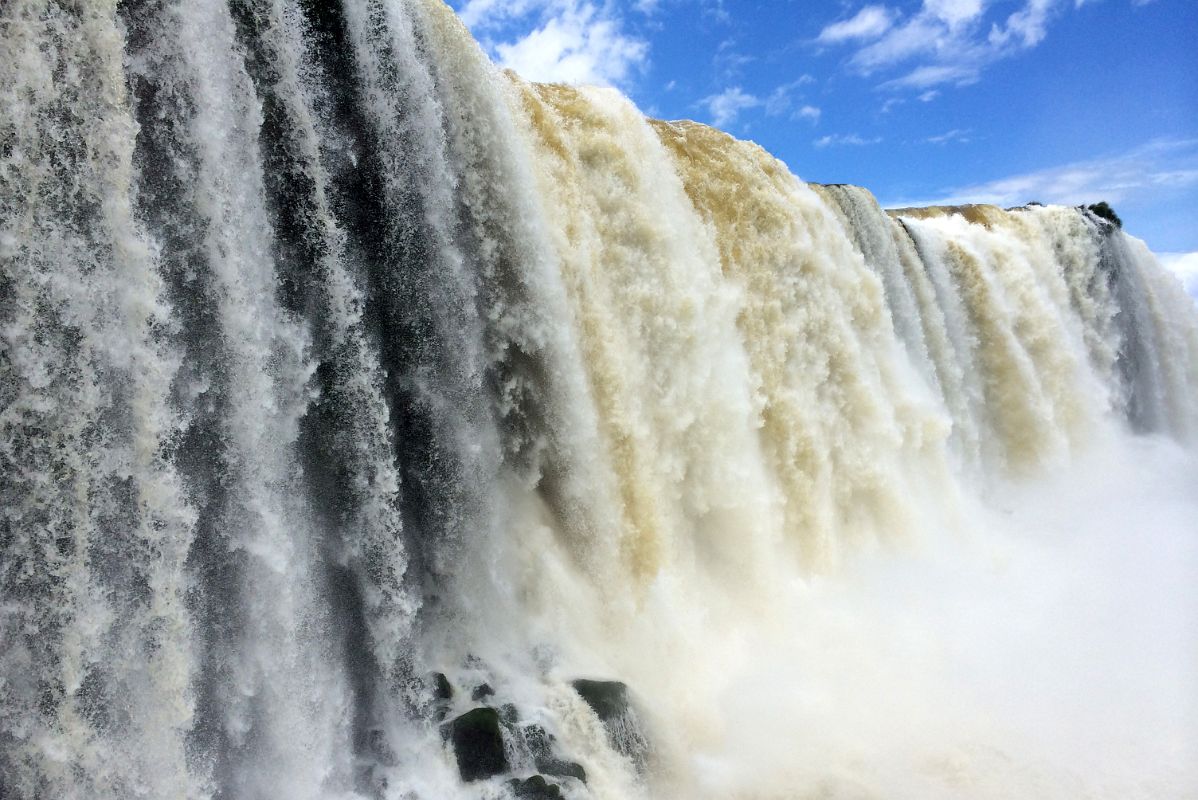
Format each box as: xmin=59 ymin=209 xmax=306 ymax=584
xmin=449 ymin=0 xmax=1197 ymax=254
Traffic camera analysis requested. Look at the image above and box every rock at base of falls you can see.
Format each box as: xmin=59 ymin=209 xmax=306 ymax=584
xmin=432 ymin=672 xmax=454 ymax=701
xmin=430 ymin=672 xmax=455 ymax=721
xmin=499 ymin=703 xmax=520 ymax=724
xmin=570 ymin=679 xmax=630 ymax=722
xmin=442 ymin=707 xmax=509 ymax=782
xmin=570 ymin=679 xmax=650 ymax=769
xmin=507 ymin=775 xmax=564 ymax=799
xmin=523 ymin=724 xmax=587 ymax=783
xmin=433 ymin=672 xmax=633 ymax=786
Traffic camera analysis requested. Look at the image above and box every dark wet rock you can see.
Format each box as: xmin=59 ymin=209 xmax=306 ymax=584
xmin=523 ymin=723 xmax=586 ymax=783
xmin=429 ymin=672 xmax=454 ymax=721
xmin=472 ymin=682 xmax=495 ymax=701
xmin=1086 ymin=201 xmax=1123 ymax=228
xmin=571 ymin=679 xmax=629 ymax=723
xmin=499 ymin=703 xmax=519 ymax=724
xmin=538 ymin=756 xmax=586 ymax=783
xmin=507 ymin=775 xmax=562 ymax=799
xmin=442 ymin=707 xmax=508 ymax=782
xmin=571 ymin=679 xmax=649 ymax=770
xmin=523 ymin=723 xmax=552 ymax=755
xmin=431 ymin=672 xmax=453 ymax=701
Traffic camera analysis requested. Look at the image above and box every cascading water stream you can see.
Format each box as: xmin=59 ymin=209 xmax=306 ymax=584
xmin=2 ymin=2 xmax=1197 ymax=799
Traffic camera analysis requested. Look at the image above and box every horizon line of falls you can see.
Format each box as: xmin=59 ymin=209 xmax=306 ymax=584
xmin=3 ymin=2 xmax=1198 ymax=800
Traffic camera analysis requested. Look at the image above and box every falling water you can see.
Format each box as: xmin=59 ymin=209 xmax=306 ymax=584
xmin=2 ymin=2 xmax=1197 ymax=799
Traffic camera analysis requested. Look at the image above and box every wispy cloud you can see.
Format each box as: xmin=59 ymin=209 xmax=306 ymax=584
xmin=714 ymin=39 xmax=754 ymax=79
xmin=700 ymin=0 xmax=732 ymax=23
xmin=765 ymin=76 xmax=818 ymax=119
xmin=850 ymin=0 xmax=987 ymax=73
xmin=881 ymin=64 xmax=980 ymax=89
xmin=794 ymin=105 xmax=823 ymax=123
xmin=817 ymin=5 xmax=897 ymax=44
xmin=456 ymin=0 xmax=648 ymax=87
xmin=815 ymin=133 xmax=883 ymax=148
xmin=987 ymin=0 xmax=1059 ymax=49
xmin=700 ymin=86 xmax=761 ymax=126
xmin=818 ymin=0 xmax=1076 ymax=92
xmin=702 ymin=77 xmax=819 ymax=128
xmin=882 ymin=139 xmax=1198 ymax=208
xmin=925 ymin=128 xmax=971 ymax=144
xmin=1157 ymin=252 xmax=1198 ymax=301
xmin=457 ymin=0 xmax=532 ymax=27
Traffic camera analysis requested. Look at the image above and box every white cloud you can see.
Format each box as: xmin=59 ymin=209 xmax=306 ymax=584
xmin=701 ymin=0 xmax=732 ymax=23
xmin=764 ymin=86 xmax=790 ymax=116
xmin=455 ymin=0 xmax=648 ymax=87
xmin=703 ymin=77 xmax=819 ymax=128
xmin=764 ymin=76 xmax=818 ymax=117
xmin=714 ymin=39 xmax=754 ymax=78
xmin=925 ymin=0 xmax=987 ymax=28
xmin=795 ymin=105 xmax=822 ymax=123
xmin=851 ymin=4 xmax=984 ymax=72
xmin=817 ymin=5 xmax=897 ymax=44
xmin=925 ymin=128 xmax=971 ymax=144
xmin=881 ymin=139 xmax=1198 ymax=208
xmin=918 ymin=89 xmax=940 ymax=102
xmin=882 ymin=64 xmax=980 ymax=88
xmin=988 ymin=0 xmax=1056 ymax=48
xmin=815 ymin=133 xmax=883 ymax=148
xmin=1157 ymin=252 xmax=1198 ymax=301
xmin=458 ymin=0 xmax=538 ymax=28
xmin=820 ymin=0 xmax=1073 ymax=94
xmin=700 ymin=86 xmax=760 ymax=126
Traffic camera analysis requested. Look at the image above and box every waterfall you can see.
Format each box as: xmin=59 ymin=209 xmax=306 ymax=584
xmin=2 ymin=2 xmax=1196 ymax=799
